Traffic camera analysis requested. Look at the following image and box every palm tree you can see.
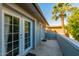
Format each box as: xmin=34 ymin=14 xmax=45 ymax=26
xmin=52 ymin=3 xmax=72 ymax=34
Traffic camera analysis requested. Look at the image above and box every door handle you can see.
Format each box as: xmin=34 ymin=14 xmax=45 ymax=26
xmin=20 ymin=34 xmax=22 ymax=36
xmin=20 ymin=34 xmax=22 ymax=39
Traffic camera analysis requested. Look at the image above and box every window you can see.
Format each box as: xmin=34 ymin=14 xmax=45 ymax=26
xmin=4 ymin=14 xmax=19 ymax=56
xmin=24 ymin=21 xmax=30 ymax=49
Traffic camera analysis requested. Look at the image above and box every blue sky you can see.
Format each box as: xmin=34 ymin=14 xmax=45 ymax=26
xmin=38 ymin=3 xmax=79 ymax=26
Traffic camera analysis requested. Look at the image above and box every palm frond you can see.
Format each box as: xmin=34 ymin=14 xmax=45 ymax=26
xmin=64 ymin=13 xmax=67 ymax=18
xmin=52 ymin=3 xmax=72 ymax=21
xmin=52 ymin=15 xmax=59 ymax=21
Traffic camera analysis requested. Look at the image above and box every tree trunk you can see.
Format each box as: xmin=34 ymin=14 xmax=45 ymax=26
xmin=61 ymin=12 xmax=65 ymax=35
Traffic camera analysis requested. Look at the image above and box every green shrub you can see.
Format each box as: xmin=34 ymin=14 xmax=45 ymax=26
xmin=66 ymin=8 xmax=79 ymax=41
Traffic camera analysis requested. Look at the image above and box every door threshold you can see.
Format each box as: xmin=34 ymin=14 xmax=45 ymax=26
xmin=26 ymin=53 xmax=36 ymax=56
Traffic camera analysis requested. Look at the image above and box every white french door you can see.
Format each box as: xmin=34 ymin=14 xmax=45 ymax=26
xmin=4 ymin=13 xmax=32 ymax=56
xmin=20 ymin=18 xmax=32 ymax=55
xmin=24 ymin=21 xmax=30 ymax=49
xmin=23 ymin=19 xmax=32 ymax=55
xmin=4 ymin=14 xmax=20 ymax=56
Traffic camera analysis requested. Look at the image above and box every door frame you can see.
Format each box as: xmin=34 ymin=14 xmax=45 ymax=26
xmin=23 ymin=17 xmax=33 ymax=55
xmin=32 ymin=20 xmax=35 ymax=49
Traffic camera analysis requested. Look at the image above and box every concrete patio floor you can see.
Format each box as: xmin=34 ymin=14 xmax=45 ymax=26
xmin=30 ymin=40 xmax=62 ymax=56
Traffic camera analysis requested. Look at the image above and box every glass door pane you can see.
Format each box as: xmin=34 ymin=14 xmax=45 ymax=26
xmin=4 ymin=14 xmax=19 ymax=56
xmin=24 ymin=21 xmax=30 ymax=49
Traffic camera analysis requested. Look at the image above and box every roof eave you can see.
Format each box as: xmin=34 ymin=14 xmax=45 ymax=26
xmin=32 ymin=3 xmax=49 ymax=26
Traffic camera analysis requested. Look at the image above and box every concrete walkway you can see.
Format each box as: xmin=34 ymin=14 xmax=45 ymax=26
xmin=30 ymin=40 xmax=62 ymax=56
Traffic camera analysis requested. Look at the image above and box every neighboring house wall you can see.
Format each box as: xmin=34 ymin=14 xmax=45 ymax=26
xmin=46 ymin=26 xmax=65 ymax=35
xmin=0 ymin=4 xmax=46 ymax=56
